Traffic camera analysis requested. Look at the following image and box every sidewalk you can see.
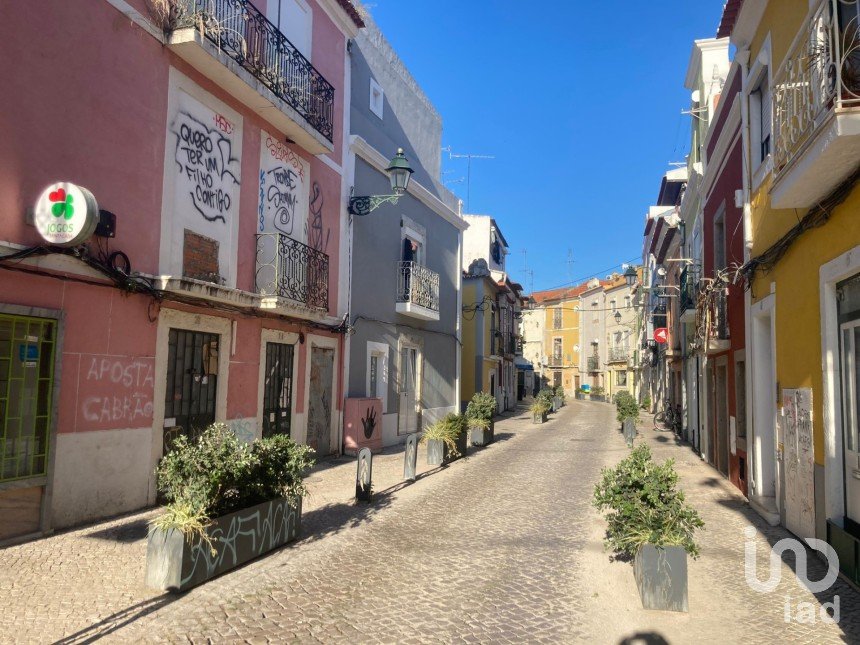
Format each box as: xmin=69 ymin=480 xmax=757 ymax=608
xmin=578 ymin=409 xmax=860 ymax=643
xmin=0 ymin=407 xmax=532 ymax=644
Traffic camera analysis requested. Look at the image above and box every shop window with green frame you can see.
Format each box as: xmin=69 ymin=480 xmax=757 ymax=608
xmin=0 ymin=314 xmax=56 ymax=483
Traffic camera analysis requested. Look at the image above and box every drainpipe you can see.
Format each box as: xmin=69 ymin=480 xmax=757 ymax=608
xmin=455 ymin=200 xmax=463 ymax=414
xmin=737 ymin=47 xmax=757 ymax=496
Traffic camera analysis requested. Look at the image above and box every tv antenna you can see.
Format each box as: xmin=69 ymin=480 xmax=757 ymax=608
xmin=566 ymin=249 xmax=575 ymax=284
xmin=442 ymin=146 xmax=494 ymax=211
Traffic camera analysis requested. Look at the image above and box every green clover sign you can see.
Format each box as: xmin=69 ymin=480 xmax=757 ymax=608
xmin=48 ymin=188 xmax=74 ymax=220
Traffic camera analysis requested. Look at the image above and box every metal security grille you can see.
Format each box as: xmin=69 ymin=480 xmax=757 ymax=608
xmin=262 ymin=342 xmax=294 ymax=438
xmin=0 ymin=314 xmax=55 ymax=483
xmin=164 ymin=329 xmax=219 ymax=453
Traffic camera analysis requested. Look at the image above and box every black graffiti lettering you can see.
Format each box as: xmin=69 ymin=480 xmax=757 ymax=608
xmin=308 ymin=181 xmax=329 ymax=252
xmin=172 ymin=110 xmax=240 ymax=223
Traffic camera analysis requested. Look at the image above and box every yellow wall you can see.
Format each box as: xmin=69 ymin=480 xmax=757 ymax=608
xmin=541 ymin=298 xmax=581 ymax=390
xmin=747 ymin=0 xmax=858 ymax=466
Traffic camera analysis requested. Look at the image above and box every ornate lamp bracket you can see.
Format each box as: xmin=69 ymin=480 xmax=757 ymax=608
xmin=347 ymin=188 xmax=403 ymax=216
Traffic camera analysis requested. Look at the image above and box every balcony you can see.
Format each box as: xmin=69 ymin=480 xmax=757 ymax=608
xmin=166 ymin=0 xmax=335 ymax=154
xmin=396 ymin=261 xmax=440 ymax=321
xmin=772 ymin=0 xmax=860 ymax=208
xmin=255 ymin=233 xmax=329 ymax=311
xmin=608 ymin=347 xmax=629 ymax=363
xmin=587 ymin=356 xmax=600 ymax=373
xmin=679 ymin=266 xmax=700 ymax=323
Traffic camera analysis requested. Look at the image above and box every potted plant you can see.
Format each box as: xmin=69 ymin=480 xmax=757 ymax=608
xmin=538 ymin=387 xmax=556 ymax=413
xmin=593 ymin=445 xmax=704 ymax=612
xmin=554 ymin=385 xmax=565 ymax=407
xmin=422 ymin=413 xmax=468 ymax=465
xmin=615 ymin=391 xmax=640 ymax=446
xmin=590 ymin=386 xmax=607 ymax=402
xmin=466 ymin=391 xmax=496 ymax=446
xmin=640 ymin=395 xmax=652 ymax=412
xmin=575 ymin=387 xmax=589 ymax=401
xmin=146 ymin=423 xmax=314 ymax=592
xmin=530 ymin=399 xmax=550 ymax=423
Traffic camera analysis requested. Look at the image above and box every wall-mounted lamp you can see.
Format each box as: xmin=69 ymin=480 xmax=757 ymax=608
xmin=614 ymin=311 xmax=622 ymax=324
xmin=348 ymin=148 xmax=414 ymax=216
xmin=623 ymin=265 xmax=638 ymax=287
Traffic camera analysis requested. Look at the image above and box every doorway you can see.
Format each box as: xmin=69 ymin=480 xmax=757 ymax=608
xmin=163 ymin=329 xmax=219 ymax=453
xmin=262 ymin=342 xmax=294 ymax=438
xmin=398 ymin=345 xmax=418 ymax=435
xmin=714 ymin=359 xmax=729 ymax=476
xmin=752 ymin=299 xmax=777 ymax=505
xmin=307 ymin=345 xmax=335 ymax=455
xmin=839 ymin=276 xmax=860 ymax=527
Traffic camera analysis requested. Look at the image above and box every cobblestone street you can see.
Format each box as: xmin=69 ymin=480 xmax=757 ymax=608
xmin=3 ymin=400 xmax=860 ymax=643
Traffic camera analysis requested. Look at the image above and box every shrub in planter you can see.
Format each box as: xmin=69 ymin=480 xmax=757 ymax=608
xmin=466 ymin=391 xmax=496 ymax=446
xmin=640 ymin=395 xmax=652 ymax=411
xmin=147 ymin=424 xmax=315 ymax=592
xmin=531 ymin=399 xmax=550 ymax=423
xmin=592 ymin=445 xmax=704 ymax=611
xmin=538 ymin=387 xmax=555 ymax=411
xmin=615 ymin=391 xmax=639 ymax=426
xmin=422 ymin=413 xmax=468 ymax=465
xmin=590 ymin=386 xmax=607 ymax=402
xmin=554 ymin=385 xmax=566 ymax=406
xmin=575 ymin=387 xmax=588 ymax=400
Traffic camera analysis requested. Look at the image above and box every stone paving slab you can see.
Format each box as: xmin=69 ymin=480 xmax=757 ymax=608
xmin=2 ymin=401 xmax=860 ymax=643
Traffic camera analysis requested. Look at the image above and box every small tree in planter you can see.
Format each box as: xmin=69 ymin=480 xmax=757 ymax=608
xmin=422 ymin=413 xmax=468 ymax=465
xmin=640 ymin=395 xmax=652 ymax=412
xmin=466 ymin=391 xmax=497 ymax=446
xmin=554 ymin=385 xmax=565 ymax=408
xmin=590 ymin=386 xmax=607 ymax=402
xmin=615 ymin=391 xmax=640 ymax=447
xmin=147 ymin=424 xmax=314 ymax=592
xmin=575 ymin=387 xmax=589 ymax=400
xmin=593 ymin=445 xmax=704 ymax=612
xmin=531 ymin=399 xmax=550 ymax=423
xmin=538 ymin=387 xmax=556 ymax=413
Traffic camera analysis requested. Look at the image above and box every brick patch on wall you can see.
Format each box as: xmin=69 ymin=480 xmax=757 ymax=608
xmin=183 ymin=229 xmax=220 ymax=283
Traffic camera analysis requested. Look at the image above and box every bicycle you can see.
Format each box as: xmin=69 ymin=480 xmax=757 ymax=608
xmin=654 ymin=401 xmax=682 ymax=435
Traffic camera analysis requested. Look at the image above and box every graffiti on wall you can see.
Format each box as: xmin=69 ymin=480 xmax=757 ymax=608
xmin=171 ymin=105 xmax=240 ymax=224
xmin=259 ymin=134 xmax=309 ymax=243
xmin=77 ymin=356 xmax=155 ymax=430
xmin=308 ymin=181 xmax=330 ymax=253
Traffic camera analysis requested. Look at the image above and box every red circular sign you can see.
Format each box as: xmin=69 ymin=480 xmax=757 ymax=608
xmin=654 ymin=328 xmax=668 ymax=344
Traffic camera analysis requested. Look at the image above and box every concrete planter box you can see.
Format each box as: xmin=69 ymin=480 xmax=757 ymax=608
xmin=533 ymin=411 xmax=547 ymax=424
xmin=633 ymin=544 xmax=688 ymax=612
xmin=146 ymin=497 xmax=302 ymax=593
xmin=426 ymin=432 xmax=468 ymax=465
xmin=591 ymin=395 xmax=607 ymax=403
xmin=551 ymin=397 xmax=560 ymax=412
xmin=575 ymin=392 xmax=587 ymax=400
xmin=470 ymin=420 xmax=494 ymax=447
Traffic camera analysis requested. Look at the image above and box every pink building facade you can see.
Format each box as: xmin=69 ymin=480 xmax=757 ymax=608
xmin=0 ymin=0 xmax=362 ymax=541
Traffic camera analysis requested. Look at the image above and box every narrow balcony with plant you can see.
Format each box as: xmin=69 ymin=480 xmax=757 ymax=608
xmin=156 ymin=0 xmax=336 ymax=153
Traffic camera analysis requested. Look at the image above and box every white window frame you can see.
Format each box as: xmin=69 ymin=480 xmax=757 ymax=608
xmin=366 ymin=341 xmax=389 ymax=412
xmin=747 ymin=36 xmax=773 ymax=191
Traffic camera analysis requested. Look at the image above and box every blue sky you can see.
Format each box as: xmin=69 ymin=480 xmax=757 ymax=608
xmin=368 ymin=1 xmax=724 ymax=292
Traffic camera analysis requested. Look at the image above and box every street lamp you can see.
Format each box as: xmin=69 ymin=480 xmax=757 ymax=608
xmin=614 ymin=311 xmax=622 ymax=325
xmin=624 ymin=265 xmax=638 ymax=287
xmin=348 ymin=148 xmax=414 ymax=216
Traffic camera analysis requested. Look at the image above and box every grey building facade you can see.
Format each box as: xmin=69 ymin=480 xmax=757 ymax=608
xmin=346 ymin=16 xmax=466 ymax=447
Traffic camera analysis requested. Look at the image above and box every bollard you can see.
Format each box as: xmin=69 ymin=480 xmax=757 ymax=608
xmin=356 ymin=447 xmax=372 ymax=502
xmin=623 ymin=418 xmax=637 ymax=447
xmin=403 ymin=432 xmax=418 ymax=482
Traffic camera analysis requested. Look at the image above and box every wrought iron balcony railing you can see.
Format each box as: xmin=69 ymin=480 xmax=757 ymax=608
xmin=680 ymin=266 xmax=700 ymax=313
xmin=397 ymin=262 xmax=440 ymax=313
xmin=608 ymin=347 xmax=629 ymax=363
xmin=587 ymin=356 xmax=600 ymax=372
xmin=711 ymin=289 xmax=729 ymax=341
xmin=186 ymin=0 xmax=335 ymax=141
xmin=773 ymin=0 xmax=860 ymax=171
xmin=255 ymin=233 xmax=329 ymax=310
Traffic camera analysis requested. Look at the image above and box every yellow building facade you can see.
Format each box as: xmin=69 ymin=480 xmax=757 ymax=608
xmin=528 ymin=286 xmax=586 ymax=395
xmin=734 ymin=0 xmax=860 ymax=567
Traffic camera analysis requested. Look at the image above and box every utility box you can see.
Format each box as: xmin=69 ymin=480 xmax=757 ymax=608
xmin=343 ymin=397 xmax=383 ymax=456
